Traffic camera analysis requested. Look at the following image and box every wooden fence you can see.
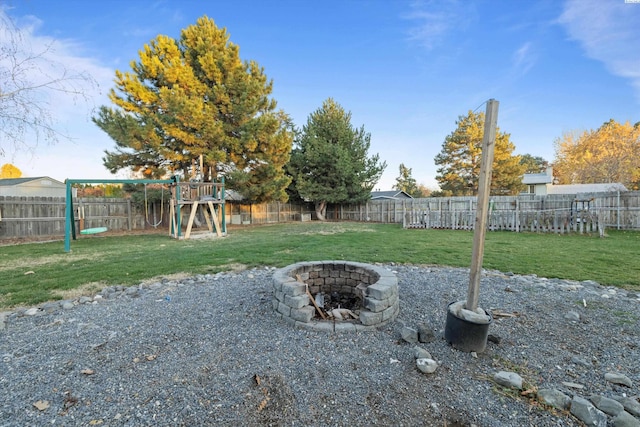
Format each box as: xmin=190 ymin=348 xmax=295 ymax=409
xmin=400 ymin=192 xmax=640 ymax=232
xmin=0 ymin=196 xmax=155 ymax=239
xmin=0 ymin=196 xmax=313 ymax=239
xmin=332 ymin=191 xmax=640 ymax=232
xmin=2 ymin=191 xmax=639 ymax=240
xmin=404 ymin=206 xmax=602 ymax=234
xmin=225 ymin=201 xmax=316 ymax=225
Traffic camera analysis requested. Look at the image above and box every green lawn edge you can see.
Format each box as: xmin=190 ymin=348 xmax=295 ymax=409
xmin=1 ymin=222 xmax=638 ymax=309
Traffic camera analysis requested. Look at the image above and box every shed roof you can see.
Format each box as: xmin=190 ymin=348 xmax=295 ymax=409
xmin=522 ymin=172 xmax=553 ymax=185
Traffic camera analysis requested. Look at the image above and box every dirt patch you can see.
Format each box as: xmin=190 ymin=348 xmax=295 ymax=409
xmin=244 ymin=372 xmax=300 ymax=426
xmin=51 ymin=282 xmax=106 ymax=300
xmin=0 ymin=252 xmax=106 ymax=273
xmin=136 ymin=264 xmax=248 ymax=286
xmin=299 ymin=226 xmax=377 ymax=236
xmin=0 ymin=228 xmax=169 ymax=247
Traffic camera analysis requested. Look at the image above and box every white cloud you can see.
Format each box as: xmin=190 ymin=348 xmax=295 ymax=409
xmin=1 ymin=7 xmax=117 ymax=179
xmin=404 ymin=0 xmax=474 ymax=50
xmin=3 ymin=10 xmax=113 ymax=117
xmin=511 ymin=42 xmax=536 ymax=76
xmin=0 ymin=8 xmax=114 ymax=154
xmin=559 ymin=0 xmax=640 ymax=97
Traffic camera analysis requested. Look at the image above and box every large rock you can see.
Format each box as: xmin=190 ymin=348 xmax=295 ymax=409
xmin=413 ymin=346 xmax=432 ymax=360
xmin=538 ymin=389 xmax=571 ymax=410
xmin=417 ymin=323 xmax=436 ymax=343
xmin=590 ymin=395 xmax=625 ymax=416
xmin=564 ymin=310 xmax=581 ymax=321
xmin=571 ymin=396 xmax=607 ymax=427
xmin=612 ymin=411 xmax=640 ymax=427
xmin=416 ymin=358 xmax=438 ymax=374
xmin=458 ymin=308 xmax=490 ymax=324
xmin=448 ymin=301 xmax=490 ymax=323
xmin=493 ymin=371 xmax=522 ymax=390
xmin=605 ymin=372 xmax=634 ymax=388
xmin=613 ymin=397 xmax=640 ymax=418
xmin=401 ymin=326 xmax=418 ymax=343
xmin=0 ymin=311 xmax=10 ymax=330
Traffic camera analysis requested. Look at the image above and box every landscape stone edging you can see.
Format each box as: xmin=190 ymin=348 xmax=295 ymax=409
xmin=272 ymin=261 xmax=399 ymax=332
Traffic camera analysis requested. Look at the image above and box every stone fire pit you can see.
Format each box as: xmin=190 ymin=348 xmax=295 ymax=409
xmin=272 ymin=261 xmax=399 ymax=332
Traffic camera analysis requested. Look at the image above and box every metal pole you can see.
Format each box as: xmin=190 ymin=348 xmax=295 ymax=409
xmin=64 ymin=181 xmax=73 ymax=252
xmin=221 ymin=177 xmax=226 ymax=233
xmin=617 ymin=191 xmax=621 ymax=230
xmin=466 ymin=99 xmax=499 ymax=311
xmin=175 ymin=175 xmax=182 ymax=238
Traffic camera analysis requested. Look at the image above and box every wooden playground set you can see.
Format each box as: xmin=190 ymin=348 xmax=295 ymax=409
xmin=63 ymin=177 xmax=226 ymax=252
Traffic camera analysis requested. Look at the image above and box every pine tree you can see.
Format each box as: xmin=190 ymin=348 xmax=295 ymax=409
xmin=393 ymin=163 xmax=421 ymax=197
xmin=94 ymin=16 xmax=293 ymax=202
xmin=288 ymin=98 xmax=386 ymax=220
xmin=519 ymin=154 xmax=549 ymax=174
xmin=434 ymin=110 xmax=525 ymax=196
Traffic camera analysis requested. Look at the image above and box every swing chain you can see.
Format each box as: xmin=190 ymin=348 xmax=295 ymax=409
xmin=144 ymin=184 xmax=164 ymax=228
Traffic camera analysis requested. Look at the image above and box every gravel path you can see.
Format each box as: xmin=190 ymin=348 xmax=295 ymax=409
xmin=1 ymin=264 xmax=639 ymax=426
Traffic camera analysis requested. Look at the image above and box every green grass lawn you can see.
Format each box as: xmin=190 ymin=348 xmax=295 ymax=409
xmin=1 ymin=222 xmax=638 ymax=309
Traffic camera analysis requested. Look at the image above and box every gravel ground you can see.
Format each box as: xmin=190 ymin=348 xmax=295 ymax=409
xmin=1 ymin=264 xmax=639 ymax=426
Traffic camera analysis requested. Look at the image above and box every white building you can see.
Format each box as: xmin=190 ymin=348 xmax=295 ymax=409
xmin=0 ymin=177 xmax=67 ymax=198
xmin=521 ymin=168 xmax=627 ymax=196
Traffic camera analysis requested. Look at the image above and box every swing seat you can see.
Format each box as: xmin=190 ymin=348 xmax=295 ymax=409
xmin=80 ymin=227 xmax=108 ymax=235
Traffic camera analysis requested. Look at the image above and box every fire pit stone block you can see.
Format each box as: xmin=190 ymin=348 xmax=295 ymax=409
xmin=272 ymin=261 xmax=399 ymax=332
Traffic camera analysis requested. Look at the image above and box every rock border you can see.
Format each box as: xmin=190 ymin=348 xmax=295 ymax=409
xmin=272 ymin=261 xmax=399 ymax=332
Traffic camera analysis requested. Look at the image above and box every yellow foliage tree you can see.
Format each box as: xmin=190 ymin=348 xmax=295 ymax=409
xmin=0 ymin=163 xmax=23 ymax=178
xmin=553 ymin=120 xmax=640 ymax=190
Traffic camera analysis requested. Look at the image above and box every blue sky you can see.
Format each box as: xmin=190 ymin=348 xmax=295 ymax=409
xmin=2 ymin=0 xmax=639 ymax=190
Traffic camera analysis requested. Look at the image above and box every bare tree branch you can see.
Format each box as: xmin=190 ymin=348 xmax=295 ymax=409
xmin=0 ymin=10 xmax=97 ymax=157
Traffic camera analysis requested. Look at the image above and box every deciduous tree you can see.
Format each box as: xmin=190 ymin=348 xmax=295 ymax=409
xmin=416 ymin=183 xmax=432 ymax=198
xmin=434 ymin=110 xmax=525 ymax=196
xmin=553 ymin=119 xmax=640 ymax=190
xmin=94 ymin=16 xmax=292 ymax=202
xmin=0 ymin=163 xmax=22 ymax=178
xmin=288 ymin=98 xmax=386 ymax=220
xmin=0 ymin=11 xmax=95 ymax=157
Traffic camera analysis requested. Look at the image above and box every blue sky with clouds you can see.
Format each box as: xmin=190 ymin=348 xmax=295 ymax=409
xmin=2 ymin=0 xmax=639 ymax=190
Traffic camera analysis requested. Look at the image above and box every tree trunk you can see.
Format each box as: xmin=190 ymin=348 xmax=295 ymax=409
xmin=315 ymin=200 xmax=327 ymax=221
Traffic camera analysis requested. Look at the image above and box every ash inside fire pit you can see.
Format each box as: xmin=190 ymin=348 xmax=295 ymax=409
xmin=272 ymin=261 xmax=399 ymax=332
xmin=314 ymin=291 xmax=363 ymax=320
xmin=319 ymin=292 xmax=362 ymax=313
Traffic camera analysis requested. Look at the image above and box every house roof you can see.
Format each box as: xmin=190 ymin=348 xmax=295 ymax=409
xmin=547 ymin=183 xmax=628 ymax=194
xmin=0 ymin=177 xmax=65 ymax=187
xmin=223 ymin=189 xmax=244 ymax=201
xmin=370 ymin=190 xmax=413 ymax=200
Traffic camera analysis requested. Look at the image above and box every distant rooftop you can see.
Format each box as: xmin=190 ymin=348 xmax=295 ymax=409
xmin=0 ymin=177 xmax=62 ymax=186
xmin=371 ymin=190 xmax=413 ymax=200
xmin=547 ymin=183 xmax=628 ymax=194
xmin=522 ymin=172 xmax=553 ymax=185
